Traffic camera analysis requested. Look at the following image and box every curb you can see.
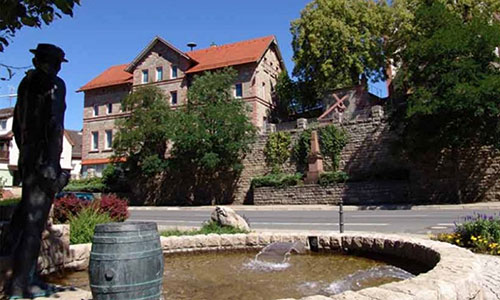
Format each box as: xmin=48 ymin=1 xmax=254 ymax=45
xmin=128 ymin=202 xmax=500 ymax=212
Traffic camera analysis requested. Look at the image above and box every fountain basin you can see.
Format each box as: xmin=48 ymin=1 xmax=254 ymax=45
xmin=57 ymin=232 xmax=484 ymax=300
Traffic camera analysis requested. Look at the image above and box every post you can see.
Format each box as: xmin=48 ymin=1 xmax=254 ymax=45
xmin=339 ymin=199 xmax=344 ymax=233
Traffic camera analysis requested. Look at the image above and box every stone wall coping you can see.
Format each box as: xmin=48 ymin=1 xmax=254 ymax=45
xmin=35 ymin=232 xmax=484 ymax=300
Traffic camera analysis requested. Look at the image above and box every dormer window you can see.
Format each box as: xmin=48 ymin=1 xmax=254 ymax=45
xmin=142 ymin=70 xmax=149 ymax=83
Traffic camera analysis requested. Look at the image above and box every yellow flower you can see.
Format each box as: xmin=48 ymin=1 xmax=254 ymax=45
xmin=471 ymin=236 xmax=477 ymax=241
xmin=455 ymin=239 xmax=460 ymax=244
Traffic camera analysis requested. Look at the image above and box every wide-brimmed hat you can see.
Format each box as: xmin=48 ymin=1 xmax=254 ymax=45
xmin=29 ymin=43 xmax=68 ymax=62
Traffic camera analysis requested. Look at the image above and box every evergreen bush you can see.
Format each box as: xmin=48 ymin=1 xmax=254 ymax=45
xmin=264 ymin=132 xmax=292 ymax=173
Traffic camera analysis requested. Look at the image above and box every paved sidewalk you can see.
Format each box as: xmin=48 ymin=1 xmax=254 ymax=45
xmin=129 ymin=201 xmax=500 ymax=211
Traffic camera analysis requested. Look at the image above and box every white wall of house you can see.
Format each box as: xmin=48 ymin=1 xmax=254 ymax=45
xmin=71 ymin=159 xmax=82 ymax=179
xmin=60 ymin=136 xmax=72 ymax=170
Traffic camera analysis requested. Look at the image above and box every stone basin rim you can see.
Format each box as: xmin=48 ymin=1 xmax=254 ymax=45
xmin=58 ymin=232 xmax=485 ymax=300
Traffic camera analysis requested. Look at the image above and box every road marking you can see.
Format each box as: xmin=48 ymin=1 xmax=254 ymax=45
xmin=437 ymin=223 xmax=456 ymax=226
xmin=129 ymin=219 xmax=389 ymax=226
xmin=350 ymin=215 xmax=428 ymax=218
xmin=430 ymin=226 xmax=448 ymax=230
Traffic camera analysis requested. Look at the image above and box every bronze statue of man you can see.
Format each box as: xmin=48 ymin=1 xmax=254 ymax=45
xmin=6 ymin=44 xmax=70 ymax=299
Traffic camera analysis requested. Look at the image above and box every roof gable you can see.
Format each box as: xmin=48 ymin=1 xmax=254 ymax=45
xmin=125 ymin=36 xmax=192 ymax=73
xmin=186 ymin=35 xmax=279 ymax=73
xmin=78 ymin=64 xmax=132 ymax=92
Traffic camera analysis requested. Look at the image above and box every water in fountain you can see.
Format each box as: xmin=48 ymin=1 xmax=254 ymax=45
xmin=243 ymin=241 xmax=306 ymax=272
xmin=297 ymin=265 xmax=414 ymax=295
xmin=324 ymin=265 xmax=414 ymax=294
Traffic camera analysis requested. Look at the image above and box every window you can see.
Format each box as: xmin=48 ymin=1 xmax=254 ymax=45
xmin=235 ymin=83 xmax=243 ymax=98
xmin=170 ymin=91 xmax=178 ymax=105
xmin=156 ymin=67 xmax=163 ymax=81
xmin=142 ymin=70 xmax=149 ymax=83
xmin=0 ymin=120 xmax=7 ymax=130
xmin=93 ymin=105 xmax=99 ymax=116
xmin=107 ymin=103 xmax=113 ymax=114
xmin=105 ymin=130 xmax=113 ymax=149
xmin=171 ymin=66 xmax=178 ymax=79
xmin=92 ymin=132 xmax=99 ymax=151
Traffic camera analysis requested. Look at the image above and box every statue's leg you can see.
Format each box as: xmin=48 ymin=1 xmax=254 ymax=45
xmin=7 ymin=171 xmax=53 ymax=298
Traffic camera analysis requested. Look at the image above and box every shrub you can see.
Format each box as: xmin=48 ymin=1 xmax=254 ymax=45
xmin=292 ymin=129 xmax=312 ymax=172
xmin=99 ymin=194 xmax=129 ymax=222
xmin=102 ymin=164 xmax=130 ymax=192
xmin=264 ymin=132 xmax=292 ymax=173
xmin=53 ymin=195 xmax=90 ymax=224
xmin=64 ymin=177 xmax=106 ymax=193
xmin=0 ymin=197 xmax=20 ymax=206
xmin=69 ymin=207 xmax=113 ymax=244
xmin=319 ymin=124 xmax=348 ymax=171
xmin=435 ymin=213 xmax=500 ymax=255
xmin=251 ymin=173 xmax=303 ymax=188
xmin=318 ymin=171 xmax=349 ymax=187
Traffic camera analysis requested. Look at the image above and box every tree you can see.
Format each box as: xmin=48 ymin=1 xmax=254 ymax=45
xmin=291 ymin=0 xmax=389 ymax=100
xmin=164 ymin=68 xmax=256 ymax=204
xmin=392 ymin=1 xmax=500 ymax=153
xmin=113 ymin=86 xmax=174 ymax=177
xmin=0 ymin=0 xmax=80 ymax=80
xmin=390 ymin=1 xmax=500 ymax=202
xmin=0 ymin=0 xmax=80 ymax=52
xmin=173 ymin=68 xmax=256 ymax=174
xmin=271 ymin=72 xmax=296 ymax=122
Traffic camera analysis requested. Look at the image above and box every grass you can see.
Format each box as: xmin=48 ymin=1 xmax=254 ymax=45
xmin=0 ymin=197 xmax=21 ymax=206
xmin=160 ymin=221 xmax=250 ymax=237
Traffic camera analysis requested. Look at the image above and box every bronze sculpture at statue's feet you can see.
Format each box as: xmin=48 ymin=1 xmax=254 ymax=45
xmin=4 ymin=44 xmax=70 ymax=299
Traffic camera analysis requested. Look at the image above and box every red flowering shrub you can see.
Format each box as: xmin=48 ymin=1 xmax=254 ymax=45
xmin=99 ymin=194 xmax=129 ymax=222
xmin=53 ymin=195 xmax=90 ymax=224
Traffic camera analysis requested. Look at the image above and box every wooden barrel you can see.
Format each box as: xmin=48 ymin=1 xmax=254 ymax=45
xmin=89 ymin=222 xmax=164 ymax=300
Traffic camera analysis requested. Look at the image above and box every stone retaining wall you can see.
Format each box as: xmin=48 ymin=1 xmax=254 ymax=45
xmin=253 ymin=181 xmax=410 ymax=205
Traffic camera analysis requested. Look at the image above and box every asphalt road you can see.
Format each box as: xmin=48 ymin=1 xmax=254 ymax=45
xmin=128 ymin=207 xmax=500 ymax=235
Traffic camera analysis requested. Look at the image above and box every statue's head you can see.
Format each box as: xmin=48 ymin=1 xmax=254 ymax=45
xmin=29 ymin=44 xmax=68 ymax=75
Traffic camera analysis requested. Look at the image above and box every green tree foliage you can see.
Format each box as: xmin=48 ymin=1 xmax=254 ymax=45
xmin=293 ymin=125 xmax=348 ymax=172
xmin=291 ymin=0 xmax=389 ymax=99
xmin=0 ymin=0 xmax=80 ymax=52
xmin=272 ymin=72 xmax=296 ymax=122
xmin=173 ymin=68 xmax=256 ymax=173
xmin=391 ymin=1 xmax=500 ymax=155
xmin=113 ymin=86 xmax=174 ymax=176
xmin=264 ymin=132 xmax=292 ymax=173
xmin=319 ymin=124 xmax=348 ymax=171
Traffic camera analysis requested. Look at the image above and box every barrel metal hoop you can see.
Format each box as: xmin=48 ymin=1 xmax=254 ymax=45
xmin=90 ymin=277 xmax=162 ymax=293
xmin=92 ymin=234 xmax=159 ymax=244
xmin=90 ymin=248 xmax=162 ymax=261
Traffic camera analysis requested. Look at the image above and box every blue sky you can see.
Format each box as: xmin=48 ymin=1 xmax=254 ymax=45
xmin=0 ymin=0 xmax=310 ymax=130
xmin=0 ymin=0 xmax=388 ymax=130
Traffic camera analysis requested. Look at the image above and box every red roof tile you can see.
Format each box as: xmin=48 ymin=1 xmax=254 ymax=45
xmin=186 ymin=35 xmax=275 ymax=73
xmin=78 ymin=64 xmax=132 ymax=92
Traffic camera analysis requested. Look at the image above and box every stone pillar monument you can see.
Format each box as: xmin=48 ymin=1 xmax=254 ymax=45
xmin=305 ymin=130 xmax=324 ymax=184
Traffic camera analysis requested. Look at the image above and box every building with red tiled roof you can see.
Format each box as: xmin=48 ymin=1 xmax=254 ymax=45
xmin=79 ymin=35 xmax=285 ymax=177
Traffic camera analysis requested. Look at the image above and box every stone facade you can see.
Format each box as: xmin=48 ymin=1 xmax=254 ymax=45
xmin=253 ymin=181 xmax=409 ymax=206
